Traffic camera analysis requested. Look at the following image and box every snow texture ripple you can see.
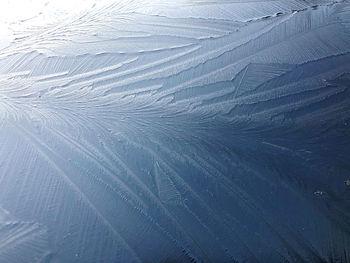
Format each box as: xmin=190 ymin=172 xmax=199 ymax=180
xmin=0 ymin=0 xmax=350 ymax=262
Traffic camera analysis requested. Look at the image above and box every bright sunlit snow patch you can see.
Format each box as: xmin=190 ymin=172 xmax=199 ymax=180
xmin=0 ymin=0 xmax=100 ymax=22
xmin=0 ymin=0 xmax=105 ymax=49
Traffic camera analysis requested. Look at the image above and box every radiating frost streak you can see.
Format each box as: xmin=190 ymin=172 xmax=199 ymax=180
xmin=0 ymin=0 xmax=349 ymax=262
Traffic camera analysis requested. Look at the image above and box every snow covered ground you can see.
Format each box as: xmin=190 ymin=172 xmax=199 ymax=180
xmin=0 ymin=0 xmax=350 ymax=262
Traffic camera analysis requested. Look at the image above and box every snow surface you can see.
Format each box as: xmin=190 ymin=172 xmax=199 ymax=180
xmin=0 ymin=0 xmax=350 ymax=262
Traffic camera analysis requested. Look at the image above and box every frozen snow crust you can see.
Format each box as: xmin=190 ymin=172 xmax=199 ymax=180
xmin=0 ymin=0 xmax=350 ymax=262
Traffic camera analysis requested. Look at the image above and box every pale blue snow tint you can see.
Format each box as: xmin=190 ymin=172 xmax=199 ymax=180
xmin=0 ymin=0 xmax=349 ymax=262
